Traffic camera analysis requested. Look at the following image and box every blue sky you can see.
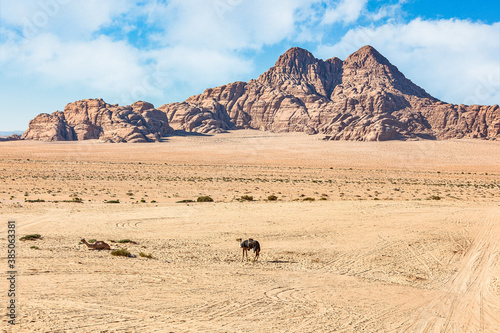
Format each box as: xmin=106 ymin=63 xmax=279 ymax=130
xmin=0 ymin=0 xmax=499 ymax=131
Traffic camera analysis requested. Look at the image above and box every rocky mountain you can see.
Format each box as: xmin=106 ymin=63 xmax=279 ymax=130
xmin=159 ymin=46 xmax=499 ymax=141
xmin=22 ymin=46 xmax=499 ymax=142
xmin=22 ymin=99 xmax=173 ymax=142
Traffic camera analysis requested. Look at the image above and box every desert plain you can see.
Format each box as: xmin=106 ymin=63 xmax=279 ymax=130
xmin=0 ymin=130 xmax=499 ymax=332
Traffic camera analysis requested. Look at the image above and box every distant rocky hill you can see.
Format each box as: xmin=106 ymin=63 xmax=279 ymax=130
xmin=23 ymin=100 xmax=173 ymax=142
xmin=22 ymin=46 xmax=499 ymax=142
xmin=0 ymin=134 xmax=21 ymax=142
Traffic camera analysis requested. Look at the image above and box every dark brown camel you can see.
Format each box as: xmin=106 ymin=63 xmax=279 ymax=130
xmin=236 ymin=238 xmax=261 ymax=261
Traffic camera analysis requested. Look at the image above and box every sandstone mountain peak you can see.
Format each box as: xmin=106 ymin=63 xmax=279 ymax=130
xmin=274 ymin=47 xmax=317 ymax=67
xmin=22 ymin=47 xmax=499 ymax=142
xmin=347 ymin=45 xmax=388 ymax=63
xmin=340 ymin=45 xmax=434 ymax=100
xmin=343 ymin=45 xmax=394 ymax=73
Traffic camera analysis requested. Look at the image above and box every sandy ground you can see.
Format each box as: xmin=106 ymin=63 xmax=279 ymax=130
xmin=0 ymin=130 xmax=499 ymax=332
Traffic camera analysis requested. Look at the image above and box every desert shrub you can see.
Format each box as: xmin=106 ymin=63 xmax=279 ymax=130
xmin=303 ymin=197 xmax=315 ymax=201
xmin=25 ymin=199 xmax=45 ymax=203
xmin=62 ymin=197 xmax=83 ymax=203
xmin=139 ymin=252 xmax=153 ymax=259
xmin=140 ymin=199 xmax=146 ymax=203
xmin=177 ymin=199 xmax=195 ymax=203
xmin=197 ymin=196 xmax=214 ymax=202
xmin=240 ymin=195 xmax=254 ymax=201
xmin=267 ymin=195 xmax=278 ymax=201
xmin=88 ymin=239 xmax=97 ymax=243
xmin=105 ymin=200 xmax=120 ymax=204
xmin=117 ymin=239 xmax=137 ymax=244
xmin=319 ymin=197 xmax=327 ymax=201
xmin=111 ymin=249 xmax=131 ymax=257
xmin=427 ymin=195 xmax=441 ymax=200
xmin=20 ymin=234 xmax=42 ymax=241
xmin=30 ymin=246 xmax=39 ymax=250
xmin=151 ymin=200 xmax=156 ymax=203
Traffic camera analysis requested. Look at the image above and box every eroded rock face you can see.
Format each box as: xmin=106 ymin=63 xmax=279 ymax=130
xmin=23 ymin=46 xmax=499 ymax=142
xmin=21 ymin=112 xmax=72 ymax=141
xmin=159 ymin=45 xmax=499 ymax=141
xmin=22 ymin=99 xmax=173 ymax=142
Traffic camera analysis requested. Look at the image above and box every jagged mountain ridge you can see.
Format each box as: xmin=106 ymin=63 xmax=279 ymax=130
xmin=159 ymin=45 xmax=499 ymax=141
xmin=23 ymin=45 xmax=499 ymax=142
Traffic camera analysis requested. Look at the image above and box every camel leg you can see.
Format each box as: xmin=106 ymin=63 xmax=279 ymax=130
xmin=254 ymin=249 xmax=260 ymax=261
xmin=244 ymin=248 xmax=249 ymax=261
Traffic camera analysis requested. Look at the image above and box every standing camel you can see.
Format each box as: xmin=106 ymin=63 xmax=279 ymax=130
xmin=236 ymin=238 xmax=261 ymax=261
xmin=80 ymin=238 xmax=111 ymax=250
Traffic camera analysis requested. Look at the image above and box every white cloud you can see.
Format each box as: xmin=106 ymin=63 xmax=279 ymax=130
xmin=141 ymin=0 xmax=322 ymax=50
xmin=0 ymin=0 xmax=134 ymax=39
xmin=149 ymin=46 xmax=254 ymax=99
xmin=367 ymin=0 xmax=406 ymax=21
xmin=2 ymin=33 xmax=148 ymax=94
xmin=316 ymin=19 xmax=500 ymax=106
xmin=322 ymin=0 xmax=368 ymax=25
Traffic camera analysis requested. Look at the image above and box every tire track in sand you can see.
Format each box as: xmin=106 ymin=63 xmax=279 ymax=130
xmin=403 ymin=207 xmax=500 ymax=332
xmin=114 ymin=217 xmax=175 ymax=230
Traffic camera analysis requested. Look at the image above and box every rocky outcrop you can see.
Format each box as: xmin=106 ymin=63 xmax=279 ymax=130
xmin=0 ymin=134 xmax=21 ymax=142
xmin=159 ymin=45 xmax=499 ymax=141
xmin=22 ymin=99 xmax=173 ymax=142
xmin=23 ymin=46 xmax=499 ymax=142
xmin=21 ymin=112 xmax=72 ymax=141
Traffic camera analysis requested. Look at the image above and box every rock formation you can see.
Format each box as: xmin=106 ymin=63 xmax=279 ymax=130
xmin=0 ymin=134 xmax=21 ymax=142
xmin=22 ymin=99 xmax=173 ymax=142
xmin=23 ymin=46 xmax=499 ymax=141
xmin=159 ymin=45 xmax=499 ymax=141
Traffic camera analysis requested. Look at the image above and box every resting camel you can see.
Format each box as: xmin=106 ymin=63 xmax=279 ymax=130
xmin=236 ymin=238 xmax=260 ymax=261
xmin=80 ymin=238 xmax=111 ymax=250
